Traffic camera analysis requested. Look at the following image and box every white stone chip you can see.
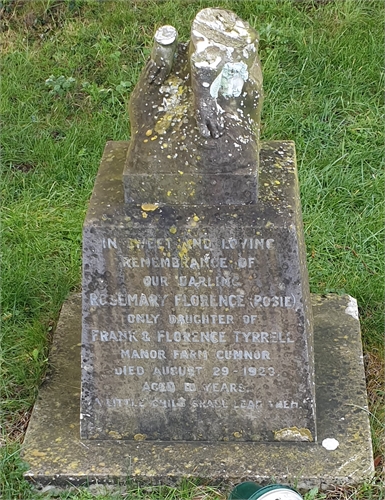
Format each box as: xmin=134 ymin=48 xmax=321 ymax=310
xmin=322 ymin=438 xmax=339 ymax=450
xmin=345 ymin=296 xmax=359 ymax=320
xmin=154 ymin=25 xmax=177 ymax=46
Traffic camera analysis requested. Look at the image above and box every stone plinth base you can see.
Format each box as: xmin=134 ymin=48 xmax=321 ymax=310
xmin=81 ymin=140 xmax=316 ymax=443
xmin=22 ymin=293 xmax=373 ymax=490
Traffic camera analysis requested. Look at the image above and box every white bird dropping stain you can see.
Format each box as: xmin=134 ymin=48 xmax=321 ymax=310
xmin=322 ymin=438 xmax=339 ymax=450
xmin=345 ymin=296 xmax=359 ymax=320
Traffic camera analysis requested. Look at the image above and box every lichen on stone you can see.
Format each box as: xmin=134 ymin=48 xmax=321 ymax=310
xmin=274 ymin=426 xmax=313 ymax=442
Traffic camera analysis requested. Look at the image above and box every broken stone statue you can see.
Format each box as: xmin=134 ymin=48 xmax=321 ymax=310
xmin=124 ymin=8 xmax=263 ymax=205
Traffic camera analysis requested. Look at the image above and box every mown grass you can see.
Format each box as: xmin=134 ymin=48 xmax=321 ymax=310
xmin=1 ymin=0 xmax=384 ymax=498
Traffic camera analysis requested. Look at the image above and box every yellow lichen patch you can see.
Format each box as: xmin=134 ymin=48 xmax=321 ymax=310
xmin=167 ymin=190 xmax=172 ymax=196
xmin=169 ymin=226 xmax=177 ymax=234
xmin=134 ymin=468 xmax=141 ymax=474
xmin=178 ymin=239 xmax=195 ymax=252
xmin=154 ymin=76 xmax=188 ymax=134
xmin=141 ymin=203 xmax=159 ymax=212
xmin=178 ymin=170 xmax=184 ymax=175
xmin=233 ymin=431 xmax=242 ymax=438
xmin=274 ymin=180 xmax=281 ymax=185
xmin=30 ymin=450 xmax=47 ymax=457
xmin=108 ymin=430 xmax=122 ymax=439
xmin=143 ymin=139 xmax=149 ymax=143
xmin=177 ymin=243 xmax=188 ymax=260
xmin=167 ymin=155 xmax=172 ymax=159
xmin=128 ymin=239 xmax=140 ymax=249
xmin=274 ymin=426 xmax=313 ymax=442
xmin=150 ymin=135 xmax=158 ymax=141
xmin=177 ymin=239 xmax=196 ymax=266
xmin=141 ymin=212 xmax=148 ymax=218
xmin=155 ymin=114 xmax=173 ymax=134
xmin=134 ymin=433 xmax=147 ymax=441
xmin=145 ymin=129 xmax=153 ymax=136
xmin=193 ymin=214 xmax=200 ymax=222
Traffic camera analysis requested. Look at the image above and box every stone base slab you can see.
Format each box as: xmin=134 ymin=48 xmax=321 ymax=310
xmin=22 ymin=293 xmax=373 ymax=490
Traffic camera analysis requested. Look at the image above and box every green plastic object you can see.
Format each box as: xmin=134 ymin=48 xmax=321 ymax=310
xmin=228 ymin=482 xmax=303 ymax=500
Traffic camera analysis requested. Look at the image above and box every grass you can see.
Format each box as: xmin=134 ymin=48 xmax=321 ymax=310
xmin=1 ymin=0 xmax=384 ymax=498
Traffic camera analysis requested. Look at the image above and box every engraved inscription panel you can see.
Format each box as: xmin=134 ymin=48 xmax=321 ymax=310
xmin=81 ymin=225 xmax=314 ymax=441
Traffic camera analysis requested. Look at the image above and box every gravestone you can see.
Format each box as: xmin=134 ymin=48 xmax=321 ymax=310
xmin=81 ymin=8 xmax=316 ymax=442
xmin=22 ymin=7 xmax=373 ymax=489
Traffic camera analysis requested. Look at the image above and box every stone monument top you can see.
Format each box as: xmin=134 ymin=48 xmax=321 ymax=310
xmin=123 ymin=8 xmax=263 ymax=205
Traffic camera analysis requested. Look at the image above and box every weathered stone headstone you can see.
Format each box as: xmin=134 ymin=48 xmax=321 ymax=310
xmin=22 ymin=7 xmax=374 ymax=488
xmin=81 ymin=8 xmax=316 ymax=442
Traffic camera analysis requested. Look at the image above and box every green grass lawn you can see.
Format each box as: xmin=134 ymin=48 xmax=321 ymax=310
xmin=1 ymin=0 xmax=384 ymax=498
